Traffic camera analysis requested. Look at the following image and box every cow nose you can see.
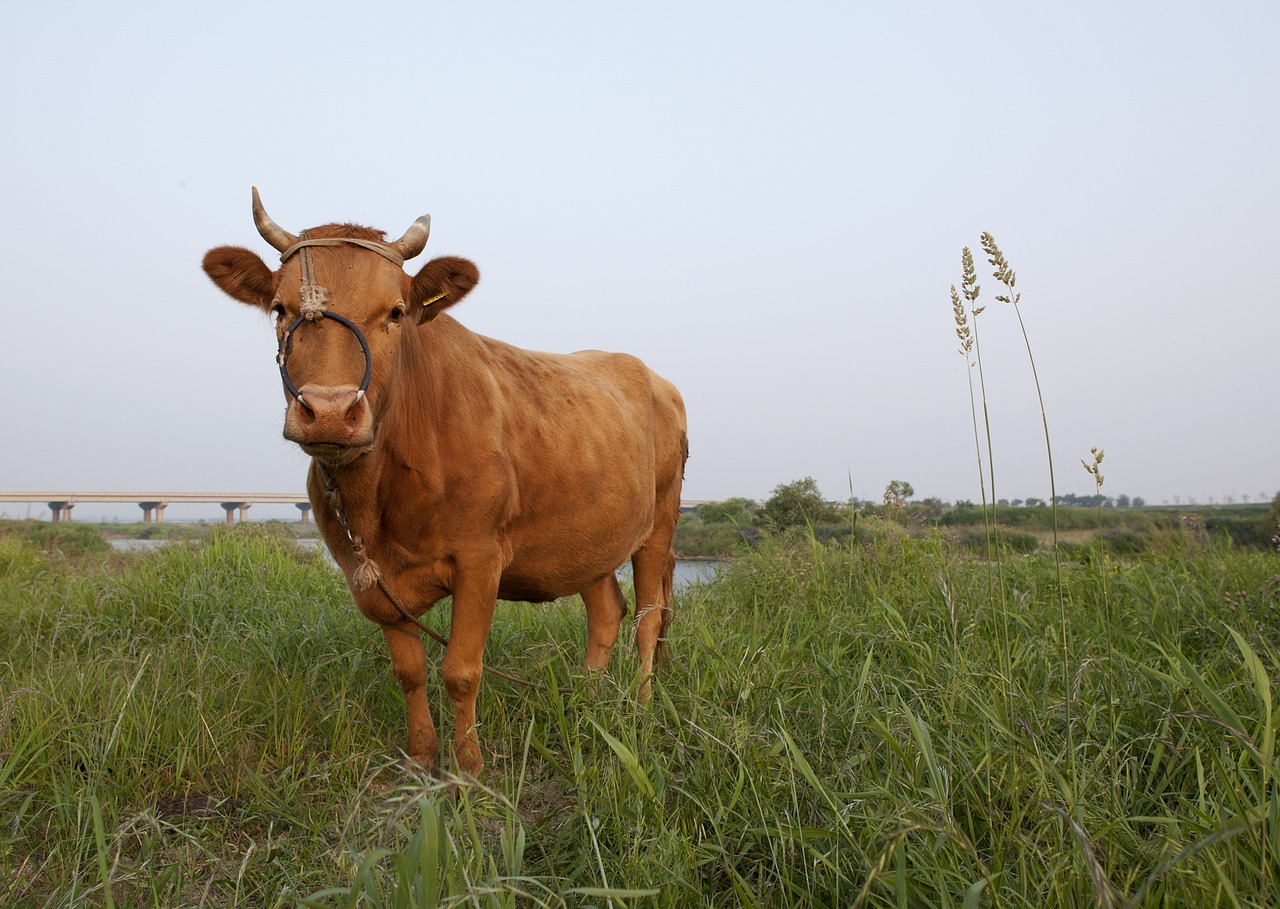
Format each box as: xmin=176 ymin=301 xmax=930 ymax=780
xmin=293 ymin=384 xmax=364 ymax=425
xmin=284 ymin=384 xmax=369 ymax=446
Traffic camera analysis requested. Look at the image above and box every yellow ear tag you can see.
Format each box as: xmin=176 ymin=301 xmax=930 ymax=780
xmin=419 ymin=291 xmax=448 ymax=323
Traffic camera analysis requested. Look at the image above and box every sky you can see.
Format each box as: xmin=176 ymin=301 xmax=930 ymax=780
xmin=1 ymin=0 xmax=1277 ymax=523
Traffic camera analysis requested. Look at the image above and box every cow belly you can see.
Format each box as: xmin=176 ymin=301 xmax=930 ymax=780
xmin=496 ymin=405 xmax=656 ymax=600
xmin=496 ymin=575 xmax=579 ymax=603
xmin=497 ymin=491 xmax=654 ymax=603
xmin=496 ymin=554 xmax=628 ymax=603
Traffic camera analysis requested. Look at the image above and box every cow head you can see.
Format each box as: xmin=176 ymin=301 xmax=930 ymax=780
xmin=203 ymin=189 xmax=479 ymax=466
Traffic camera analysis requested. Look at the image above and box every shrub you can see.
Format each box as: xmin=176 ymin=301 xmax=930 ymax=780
xmin=0 ymin=519 xmax=110 ymax=557
xmin=958 ymin=527 xmax=1038 ymax=554
xmin=758 ymin=477 xmax=845 ymax=532
xmin=1204 ymin=514 xmax=1272 ymax=549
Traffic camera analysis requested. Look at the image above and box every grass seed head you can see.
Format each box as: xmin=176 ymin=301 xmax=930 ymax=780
xmin=1082 ymin=447 xmax=1105 ymax=486
xmin=980 ymin=232 xmax=1017 ymax=290
xmin=951 ymin=285 xmax=973 ymax=353
xmin=961 ymin=247 xmax=981 ymax=305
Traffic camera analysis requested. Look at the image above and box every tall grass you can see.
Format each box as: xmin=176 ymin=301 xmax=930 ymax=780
xmin=952 ymin=247 xmax=1015 ymax=733
xmin=2 ymin=521 xmax=1279 ymax=906
xmin=979 ymin=235 xmax=1077 ymax=794
xmin=1082 ymin=446 xmax=1119 ymax=749
xmin=956 ymin=235 xmax=1086 ymax=803
xmin=941 ymin=233 xmax=1279 ymax=905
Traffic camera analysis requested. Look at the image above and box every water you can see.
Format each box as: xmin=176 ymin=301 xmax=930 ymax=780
xmin=109 ymin=538 xmax=171 ymax=552
xmin=670 ymin=560 xmax=726 ymax=588
xmin=109 ymin=538 xmax=726 ymax=589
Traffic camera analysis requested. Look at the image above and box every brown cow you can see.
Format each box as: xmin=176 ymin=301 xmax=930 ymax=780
xmin=202 ymin=190 xmax=687 ymax=778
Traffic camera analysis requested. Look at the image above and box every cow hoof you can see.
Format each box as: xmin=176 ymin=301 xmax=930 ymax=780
xmin=400 ymin=750 xmax=441 ymax=778
xmin=402 ymin=763 xmax=442 ymax=784
xmin=451 ymin=747 xmax=484 ymax=781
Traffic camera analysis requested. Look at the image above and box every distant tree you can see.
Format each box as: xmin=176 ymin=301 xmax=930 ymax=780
xmin=1057 ymin=492 xmax=1106 ymax=508
xmin=1011 ymin=499 xmax=1024 ymax=507
xmin=1132 ymin=497 xmax=1145 ymax=507
xmin=1116 ymin=494 xmax=1131 ymax=508
xmin=919 ymin=497 xmax=944 ymax=519
xmin=1025 ymin=497 xmax=1045 ymax=507
xmin=883 ymin=480 xmax=915 ymax=509
xmin=759 ymin=477 xmax=840 ymax=532
xmin=696 ymin=497 xmax=756 ymax=525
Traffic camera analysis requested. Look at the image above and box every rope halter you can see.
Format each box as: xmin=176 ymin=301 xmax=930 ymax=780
xmin=273 ymin=237 xmax=397 ymax=409
xmin=250 ymin=187 xmax=430 ymax=410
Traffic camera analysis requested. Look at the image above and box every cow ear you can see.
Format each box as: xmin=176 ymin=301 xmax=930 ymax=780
xmin=410 ymin=256 xmax=480 ymax=324
xmin=202 ymin=246 xmax=276 ymax=312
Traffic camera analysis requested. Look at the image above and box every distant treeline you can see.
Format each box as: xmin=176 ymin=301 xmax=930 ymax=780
xmin=676 ymin=478 xmax=1280 ymax=559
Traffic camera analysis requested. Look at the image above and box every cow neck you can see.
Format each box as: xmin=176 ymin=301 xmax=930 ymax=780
xmin=379 ymin=315 xmax=453 ymax=469
xmin=315 ymin=459 xmax=453 ymax=653
xmin=316 ymin=461 xmax=384 ymax=592
xmin=312 ymin=318 xmax=448 ymax=550
xmin=316 ymin=309 xmax=475 ymax=520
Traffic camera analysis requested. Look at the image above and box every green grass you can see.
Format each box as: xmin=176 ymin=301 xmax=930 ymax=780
xmin=1 ymin=523 xmax=1278 ymax=906
xmin=79 ymin=518 xmax=319 ymax=544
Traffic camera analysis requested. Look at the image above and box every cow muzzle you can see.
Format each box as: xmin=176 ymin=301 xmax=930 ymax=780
xmin=283 ymin=383 xmax=373 ymax=456
xmin=278 ymin=312 xmax=376 ymax=462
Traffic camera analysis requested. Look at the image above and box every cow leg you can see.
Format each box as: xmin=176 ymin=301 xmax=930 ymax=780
xmin=441 ymin=568 xmax=500 ymax=779
xmin=382 ymin=623 xmax=440 ymax=773
xmin=581 ymin=574 xmax=627 ymax=673
xmin=632 ymin=539 xmax=676 ymax=697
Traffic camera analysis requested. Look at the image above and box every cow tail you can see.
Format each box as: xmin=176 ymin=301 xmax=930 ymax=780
xmin=655 ymin=546 xmax=676 ymax=666
xmin=610 ymin=573 xmax=629 ymax=620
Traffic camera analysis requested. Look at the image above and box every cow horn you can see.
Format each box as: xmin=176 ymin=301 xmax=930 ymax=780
xmin=389 ymin=215 xmax=432 ymax=260
xmin=251 ymin=186 xmax=298 ymax=253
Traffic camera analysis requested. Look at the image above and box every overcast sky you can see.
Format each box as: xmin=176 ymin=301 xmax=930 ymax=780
xmin=2 ymin=1 xmax=1276 ymax=523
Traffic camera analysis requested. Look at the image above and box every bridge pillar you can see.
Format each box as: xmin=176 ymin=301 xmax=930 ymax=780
xmin=138 ymin=501 xmax=169 ymax=524
xmin=295 ymin=502 xmax=311 ymax=526
xmin=220 ymin=502 xmax=251 ymax=524
xmin=48 ymin=501 xmax=74 ymax=522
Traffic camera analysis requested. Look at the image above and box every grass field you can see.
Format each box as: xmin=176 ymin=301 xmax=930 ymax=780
xmin=1 ymin=520 xmax=1278 ymax=907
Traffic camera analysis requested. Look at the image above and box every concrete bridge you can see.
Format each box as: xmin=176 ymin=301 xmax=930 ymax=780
xmin=0 ymin=492 xmax=712 ymax=524
xmin=0 ymin=491 xmax=312 ymax=525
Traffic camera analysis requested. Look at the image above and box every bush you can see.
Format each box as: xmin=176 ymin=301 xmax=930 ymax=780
xmin=1204 ymin=514 xmax=1272 ymax=549
xmin=1104 ymin=528 xmax=1150 ymax=556
xmin=0 ymin=534 xmax=45 ymax=582
xmin=694 ymin=498 xmax=756 ymax=525
xmin=958 ymin=528 xmax=1038 ymax=554
xmin=853 ymin=514 xmax=907 ymax=547
xmin=758 ymin=477 xmax=845 ymax=532
xmin=675 ymin=515 xmax=755 ymax=558
xmin=0 ymin=519 xmax=110 ymax=557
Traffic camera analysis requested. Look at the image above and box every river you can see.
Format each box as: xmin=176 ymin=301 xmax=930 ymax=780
xmin=109 ymin=538 xmax=725 ymax=590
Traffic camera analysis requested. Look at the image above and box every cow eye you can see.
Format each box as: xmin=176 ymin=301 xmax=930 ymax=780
xmin=272 ymin=303 xmax=286 ymax=324
xmin=389 ymin=304 xmax=406 ymax=325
